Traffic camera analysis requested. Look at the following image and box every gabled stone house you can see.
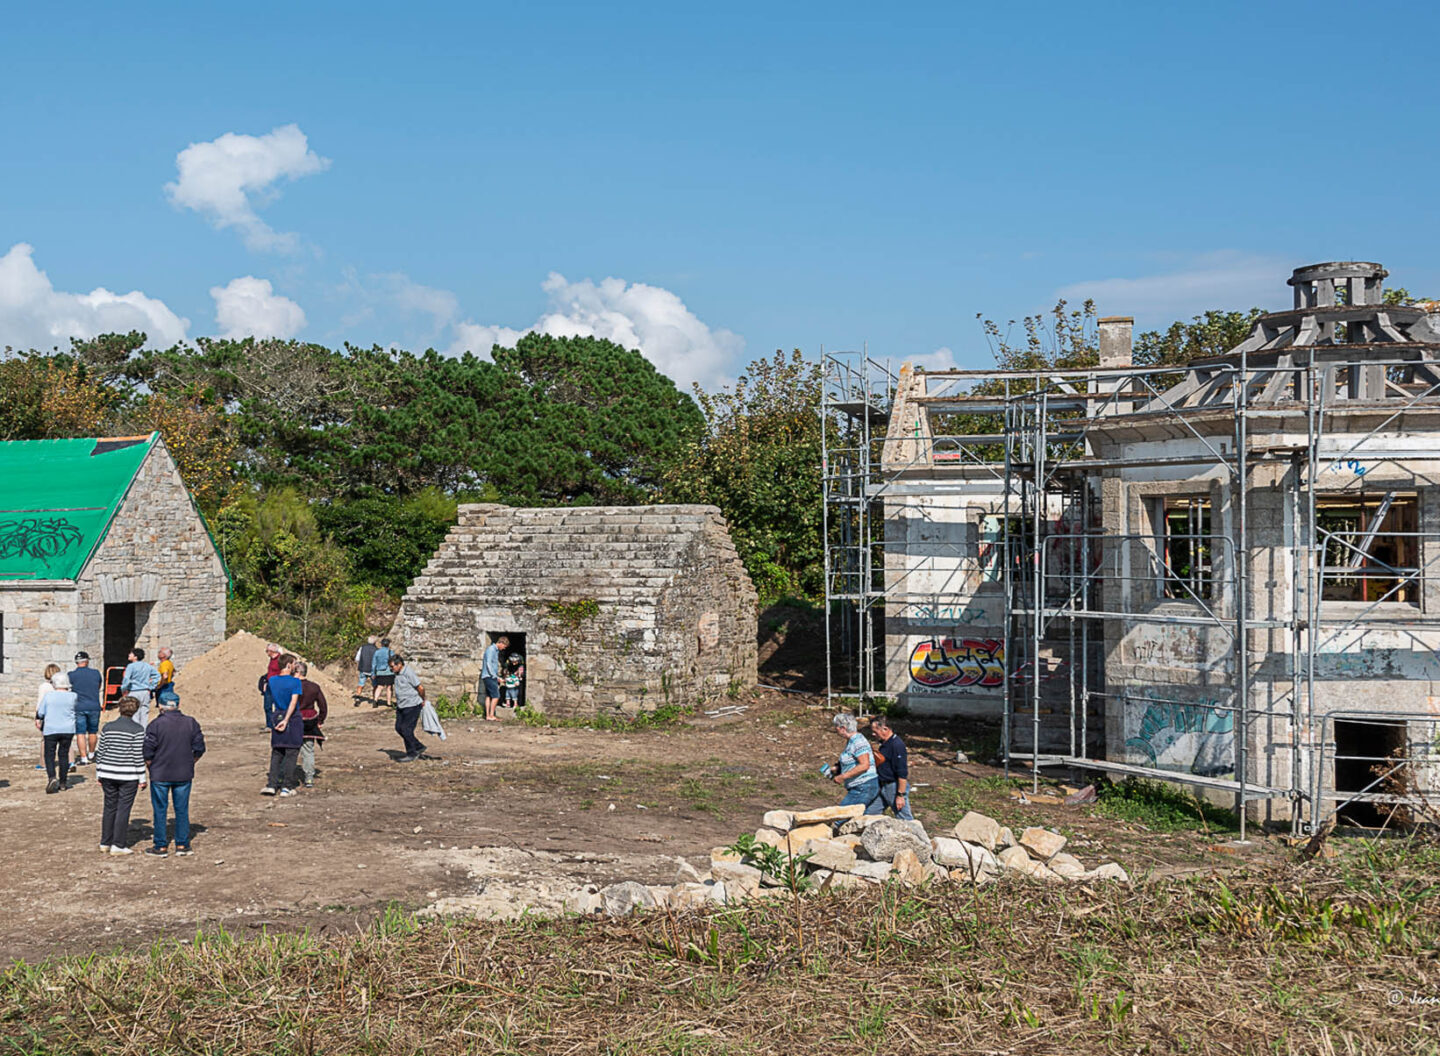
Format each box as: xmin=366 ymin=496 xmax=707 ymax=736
xmin=0 ymin=434 xmax=228 ymax=704
xmin=396 ymin=503 xmax=757 ymax=716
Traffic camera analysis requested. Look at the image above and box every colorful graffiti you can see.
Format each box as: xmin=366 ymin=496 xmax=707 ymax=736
xmin=909 ymin=637 xmax=1005 ymax=689
xmin=1123 ymin=695 xmax=1234 ymax=777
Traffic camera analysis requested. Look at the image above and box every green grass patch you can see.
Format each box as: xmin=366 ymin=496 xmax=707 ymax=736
xmin=515 ymin=702 xmax=692 ymax=731
xmin=1092 ymin=777 xmax=1239 ymax=833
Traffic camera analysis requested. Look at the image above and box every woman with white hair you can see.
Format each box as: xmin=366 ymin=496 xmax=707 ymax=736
xmin=828 ymin=712 xmax=879 ymax=808
xmin=35 ymin=670 xmax=79 ymax=794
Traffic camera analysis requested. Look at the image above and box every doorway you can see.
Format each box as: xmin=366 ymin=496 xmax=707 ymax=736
xmin=486 ymin=630 xmax=527 ymax=709
xmin=1333 ymin=718 xmax=1407 ymax=827
xmin=103 ymin=603 xmax=136 ymax=694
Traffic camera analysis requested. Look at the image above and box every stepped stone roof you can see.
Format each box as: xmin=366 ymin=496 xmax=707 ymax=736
xmin=405 ymin=503 xmax=747 ymax=604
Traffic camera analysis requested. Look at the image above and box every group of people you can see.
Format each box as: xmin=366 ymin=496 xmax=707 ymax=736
xmin=258 ymin=644 xmax=328 ymax=794
xmin=34 ymin=650 xmax=206 ymax=856
xmin=827 ymin=712 xmax=913 ymax=820
xmin=479 ymin=635 xmax=524 ymax=721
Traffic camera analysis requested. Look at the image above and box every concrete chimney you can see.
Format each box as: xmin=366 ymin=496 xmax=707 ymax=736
xmin=1098 ymin=317 xmax=1133 ymax=368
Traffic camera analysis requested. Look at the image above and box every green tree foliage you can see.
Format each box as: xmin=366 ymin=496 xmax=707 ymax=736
xmin=215 ymin=489 xmax=373 ymax=654
xmin=314 ymin=489 xmax=459 ymax=594
xmin=665 ymin=349 xmax=824 ymax=603
xmin=978 ymin=298 xmax=1099 ymax=372
xmin=1132 ymin=309 xmax=1264 ymax=368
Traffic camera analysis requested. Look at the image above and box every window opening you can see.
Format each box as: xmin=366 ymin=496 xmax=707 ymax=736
xmin=1317 ymin=493 xmax=1418 ymax=603
xmin=1159 ymin=499 xmax=1212 ymax=601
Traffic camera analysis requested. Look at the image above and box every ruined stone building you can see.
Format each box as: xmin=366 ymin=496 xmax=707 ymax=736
xmin=0 ymin=434 xmax=228 ymax=704
xmin=832 ymin=262 xmax=1440 ymax=830
xmin=397 ymin=504 xmax=757 ymax=716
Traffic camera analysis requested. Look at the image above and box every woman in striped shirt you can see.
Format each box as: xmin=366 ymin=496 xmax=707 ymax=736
xmin=94 ymin=696 xmax=147 ymax=855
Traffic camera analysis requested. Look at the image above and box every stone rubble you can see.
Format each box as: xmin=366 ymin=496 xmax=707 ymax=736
xmin=568 ymin=808 xmax=1130 ymax=917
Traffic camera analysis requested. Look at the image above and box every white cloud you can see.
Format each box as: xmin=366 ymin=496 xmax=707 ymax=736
xmin=166 ymin=124 xmax=330 ymax=252
xmin=909 ymin=346 xmax=961 ymax=372
xmin=210 ymin=276 xmax=306 ymax=339
xmin=1057 ymin=251 xmax=1293 ymax=327
xmin=449 ymin=272 xmax=743 ymax=390
xmin=0 ymin=242 xmax=189 ymax=351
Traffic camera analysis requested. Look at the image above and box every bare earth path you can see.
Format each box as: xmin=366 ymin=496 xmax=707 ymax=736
xmin=0 ymin=690 xmax=1277 ymax=965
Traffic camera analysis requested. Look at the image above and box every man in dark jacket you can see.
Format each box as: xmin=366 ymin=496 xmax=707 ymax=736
xmin=142 ymin=695 xmax=206 ymax=857
xmin=864 ymin=716 xmax=913 ymax=820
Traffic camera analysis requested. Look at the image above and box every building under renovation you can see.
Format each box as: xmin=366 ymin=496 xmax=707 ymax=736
xmin=0 ymin=434 xmax=228 ymax=704
xmin=826 ymin=262 xmax=1440 ymax=833
xmin=397 ymin=503 xmax=757 ymax=717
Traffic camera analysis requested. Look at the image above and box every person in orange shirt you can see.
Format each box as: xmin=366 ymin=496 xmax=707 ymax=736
xmin=156 ymin=647 xmax=176 ymax=696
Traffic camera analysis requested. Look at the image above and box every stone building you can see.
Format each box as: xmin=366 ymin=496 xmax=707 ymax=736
xmin=396 ymin=503 xmax=757 ymax=716
xmin=0 ymin=433 xmax=228 ymax=705
xmin=870 ymin=262 xmax=1440 ymax=829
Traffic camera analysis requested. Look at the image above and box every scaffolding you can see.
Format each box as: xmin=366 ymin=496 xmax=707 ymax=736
xmin=823 ymin=263 xmax=1440 ymax=836
xmin=820 ymin=351 xmax=894 ymax=708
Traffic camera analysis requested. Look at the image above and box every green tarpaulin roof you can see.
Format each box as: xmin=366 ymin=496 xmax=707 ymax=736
xmin=0 ymin=434 xmax=157 ymax=581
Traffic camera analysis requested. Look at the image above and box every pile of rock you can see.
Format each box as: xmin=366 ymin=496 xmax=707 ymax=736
xmin=569 ymin=804 xmax=1129 ymax=917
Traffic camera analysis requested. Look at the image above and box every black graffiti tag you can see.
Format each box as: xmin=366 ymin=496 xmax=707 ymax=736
xmin=0 ymin=517 xmax=85 ymax=565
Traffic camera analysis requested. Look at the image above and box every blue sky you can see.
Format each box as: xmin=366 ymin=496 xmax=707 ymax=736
xmin=3 ymin=1 xmax=1439 ymax=388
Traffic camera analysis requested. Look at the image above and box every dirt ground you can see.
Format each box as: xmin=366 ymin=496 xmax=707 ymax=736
xmin=0 ymin=673 xmax=1293 ymax=966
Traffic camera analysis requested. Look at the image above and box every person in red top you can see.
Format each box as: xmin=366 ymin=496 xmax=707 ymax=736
xmin=260 ymin=642 xmax=282 ymax=730
xmin=293 ymin=661 xmax=328 ymax=788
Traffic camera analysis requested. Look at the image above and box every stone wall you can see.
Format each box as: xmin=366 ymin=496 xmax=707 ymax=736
xmin=78 ymin=441 xmax=228 ymax=674
xmin=396 ymin=504 xmax=757 ymax=716
xmin=0 ymin=583 xmax=80 ymax=705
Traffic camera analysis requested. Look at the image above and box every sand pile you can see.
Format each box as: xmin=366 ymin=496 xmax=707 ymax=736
xmin=173 ymin=630 xmax=355 ymax=723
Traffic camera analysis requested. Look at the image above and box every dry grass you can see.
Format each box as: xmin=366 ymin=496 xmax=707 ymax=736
xmin=3 ymin=840 xmax=1438 ymax=1055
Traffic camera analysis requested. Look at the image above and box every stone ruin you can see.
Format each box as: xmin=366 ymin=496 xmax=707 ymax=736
xmin=396 ymin=503 xmax=758 ymax=718
xmin=569 ymin=803 xmax=1130 ymax=917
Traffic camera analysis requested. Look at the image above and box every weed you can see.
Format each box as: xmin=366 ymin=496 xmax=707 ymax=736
xmin=431 ymin=693 xmax=484 ymax=719
xmin=1093 ymin=777 xmax=1239 ymax=833
xmin=545 ymin=598 xmax=601 ymax=630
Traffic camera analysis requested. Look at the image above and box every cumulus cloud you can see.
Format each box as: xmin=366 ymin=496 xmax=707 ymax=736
xmin=449 ymin=272 xmax=743 ymax=390
xmin=210 ymin=276 xmax=306 ymax=339
xmin=166 ymin=124 xmax=330 ymax=252
xmin=1057 ymin=251 xmax=1293 ymax=326
xmin=0 ymin=242 xmax=189 ymax=351
xmin=909 ymin=346 xmax=962 ymax=372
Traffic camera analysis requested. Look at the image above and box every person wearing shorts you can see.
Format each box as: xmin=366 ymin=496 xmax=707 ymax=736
xmin=479 ymin=636 xmax=507 ymax=722
xmin=69 ymin=652 xmax=104 ymax=767
xmin=371 ymin=638 xmax=395 ymax=706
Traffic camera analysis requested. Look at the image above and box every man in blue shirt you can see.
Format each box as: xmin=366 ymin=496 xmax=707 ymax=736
xmin=263 ymin=655 xmax=304 ymax=796
xmin=865 ymin=716 xmax=913 ymax=820
xmin=120 ymin=648 xmax=160 ymax=726
xmin=68 ymin=651 xmax=104 ymax=767
xmin=479 ymin=635 xmax=508 ymax=723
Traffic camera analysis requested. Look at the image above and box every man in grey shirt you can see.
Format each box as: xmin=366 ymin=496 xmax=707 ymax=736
xmin=389 ymin=654 xmax=427 ymax=761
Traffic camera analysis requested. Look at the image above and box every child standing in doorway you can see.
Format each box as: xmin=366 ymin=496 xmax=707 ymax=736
xmin=502 ymin=654 xmax=524 ymax=710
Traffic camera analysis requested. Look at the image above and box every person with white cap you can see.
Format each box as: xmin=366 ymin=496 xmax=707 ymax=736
xmin=35 ymin=671 xmax=78 ymax=794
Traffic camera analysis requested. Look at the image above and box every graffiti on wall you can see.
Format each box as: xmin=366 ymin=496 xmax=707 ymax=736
xmin=903 ymin=603 xmax=987 ymax=627
xmin=1123 ymin=693 xmax=1234 ymax=777
xmin=909 ymin=637 xmax=1005 ymax=690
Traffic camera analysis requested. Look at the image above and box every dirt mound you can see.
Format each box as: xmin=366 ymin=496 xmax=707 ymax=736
xmin=173 ymin=630 xmax=355 ymax=724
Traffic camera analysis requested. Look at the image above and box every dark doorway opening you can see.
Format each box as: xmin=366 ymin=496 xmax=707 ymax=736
xmin=486 ymin=630 xmax=527 ymax=709
xmin=103 ymin=603 xmax=136 ymax=701
xmin=1334 ymin=718 xmax=1407 ymax=827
